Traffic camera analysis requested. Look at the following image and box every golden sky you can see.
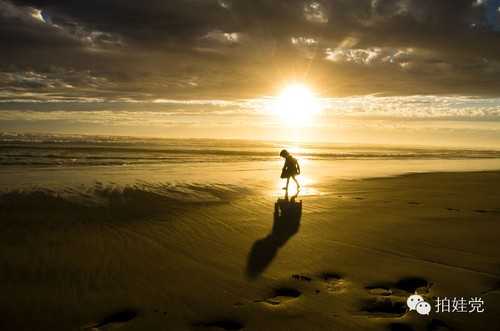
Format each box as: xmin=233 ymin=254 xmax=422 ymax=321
xmin=1 ymin=0 xmax=500 ymax=147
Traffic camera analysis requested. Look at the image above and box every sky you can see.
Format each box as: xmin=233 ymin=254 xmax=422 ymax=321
xmin=1 ymin=0 xmax=500 ymax=147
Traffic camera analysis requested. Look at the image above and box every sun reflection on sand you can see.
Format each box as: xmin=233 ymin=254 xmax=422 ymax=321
xmin=272 ymin=175 xmax=319 ymax=197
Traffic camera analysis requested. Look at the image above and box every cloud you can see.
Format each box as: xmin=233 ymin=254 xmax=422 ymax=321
xmin=0 ymin=0 xmax=499 ymax=100
xmin=1 ymin=95 xmax=499 ymax=120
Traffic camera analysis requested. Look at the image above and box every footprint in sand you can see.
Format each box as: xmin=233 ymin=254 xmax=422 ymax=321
xmin=320 ymin=272 xmax=348 ymax=293
xmin=83 ymin=309 xmax=138 ymax=330
xmin=256 ymin=287 xmax=302 ymax=305
xmin=291 ymin=274 xmax=320 ymax=293
xmin=291 ymin=272 xmax=348 ymax=294
xmin=367 ymin=276 xmax=431 ymax=294
xmin=291 ymin=274 xmax=312 ymax=282
xmin=256 ymin=272 xmax=347 ymax=308
xmin=361 ymin=297 xmax=407 ymax=317
xmin=193 ymin=319 xmax=244 ymax=330
xmin=361 ymin=277 xmax=432 ymax=317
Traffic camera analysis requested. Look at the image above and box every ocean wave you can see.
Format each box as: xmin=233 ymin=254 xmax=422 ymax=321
xmin=0 ymin=182 xmax=249 ymax=223
xmin=2 ymin=133 xmax=500 ymax=167
xmin=2 ymin=150 xmax=500 ymax=167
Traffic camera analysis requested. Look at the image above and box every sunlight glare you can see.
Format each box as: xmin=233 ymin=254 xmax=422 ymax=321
xmin=273 ymin=174 xmax=317 ymax=197
xmin=271 ymin=83 xmax=322 ymax=126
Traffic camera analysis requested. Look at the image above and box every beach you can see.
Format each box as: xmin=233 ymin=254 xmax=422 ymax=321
xmin=1 ymin=136 xmax=500 ymax=331
xmin=3 ymin=0 xmax=500 ymax=329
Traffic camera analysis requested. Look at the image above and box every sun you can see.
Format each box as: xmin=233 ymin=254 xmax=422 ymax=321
xmin=271 ymin=83 xmax=322 ymax=126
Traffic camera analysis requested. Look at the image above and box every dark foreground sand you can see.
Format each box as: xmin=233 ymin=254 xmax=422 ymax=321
xmin=2 ymin=171 xmax=500 ymax=331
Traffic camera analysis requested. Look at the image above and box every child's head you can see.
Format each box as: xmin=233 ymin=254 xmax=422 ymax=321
xmin=280 ymin=149 xmax=289 ymax=158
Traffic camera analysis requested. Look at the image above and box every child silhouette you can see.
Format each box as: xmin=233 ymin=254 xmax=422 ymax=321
xmin=280 ymin=149 xmax=300 ymax=191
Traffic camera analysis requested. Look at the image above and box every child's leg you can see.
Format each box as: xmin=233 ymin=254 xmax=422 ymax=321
xmin=292 ymin=176 xmax=300 ymax=188
xmin=284 ymin=177 xmax=290 ymax=190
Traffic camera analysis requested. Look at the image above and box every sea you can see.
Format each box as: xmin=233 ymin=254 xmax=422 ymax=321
xmin=2 ymin=132 xmax=500 ymax=217
xmin=2 ymin=132 xmax=500 ymax=167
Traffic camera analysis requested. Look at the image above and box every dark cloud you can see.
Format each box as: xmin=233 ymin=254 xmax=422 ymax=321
xmin=1 ymin=0 xmax=500 ymax=99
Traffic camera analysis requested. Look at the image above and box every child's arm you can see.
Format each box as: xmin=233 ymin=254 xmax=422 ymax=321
xmin=296 ymin=161 xmax=301 ymax=174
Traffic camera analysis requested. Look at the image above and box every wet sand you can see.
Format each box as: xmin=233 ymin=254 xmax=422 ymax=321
xmin=2 ymin=171 xmax=500 ymax=330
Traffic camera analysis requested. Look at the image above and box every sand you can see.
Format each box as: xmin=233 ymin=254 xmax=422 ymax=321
xmin=1 ymin=171 xmax=500 ymax=331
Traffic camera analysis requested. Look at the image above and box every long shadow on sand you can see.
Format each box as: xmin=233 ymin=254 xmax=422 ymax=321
xmin=246 ymin=195 xmax=302 ymax=279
